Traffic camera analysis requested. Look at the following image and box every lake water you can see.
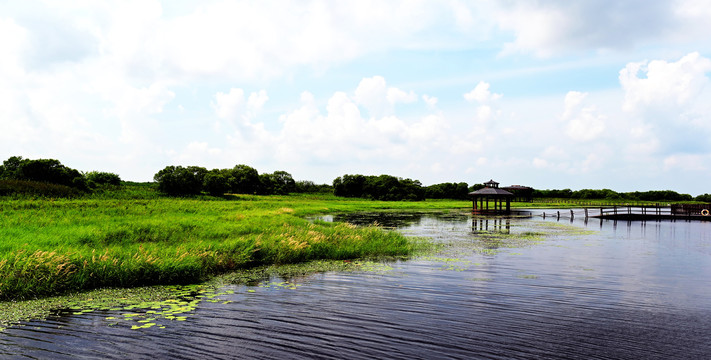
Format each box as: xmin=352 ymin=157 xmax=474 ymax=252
xmin=2 ymin=211 xmax=711 ymax=359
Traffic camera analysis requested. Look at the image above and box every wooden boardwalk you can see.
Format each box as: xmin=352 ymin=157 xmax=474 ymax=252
xmin=539 ymin=204 xmax=711 ymax=222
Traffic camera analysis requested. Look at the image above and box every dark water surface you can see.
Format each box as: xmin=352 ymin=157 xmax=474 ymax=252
xmin=2 ymin=211 xmax=711 ymax=359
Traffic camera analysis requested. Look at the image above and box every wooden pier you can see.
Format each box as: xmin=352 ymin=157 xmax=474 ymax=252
xmin=539 ymin=204 xmax=711 ymax=222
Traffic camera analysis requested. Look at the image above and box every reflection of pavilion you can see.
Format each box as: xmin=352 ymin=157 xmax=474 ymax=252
xmin=471 ymin=218 xmax=511 ymax=233
xmin=469 ymin=180 xmax=513 ymax=215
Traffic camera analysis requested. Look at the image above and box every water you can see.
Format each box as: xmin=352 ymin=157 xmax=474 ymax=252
xmin=2 ymin=211 xmax=711 ymax=359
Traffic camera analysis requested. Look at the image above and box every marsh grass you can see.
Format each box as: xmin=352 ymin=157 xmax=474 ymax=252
xmin=0 ymin=192 xmax=446 ymax=301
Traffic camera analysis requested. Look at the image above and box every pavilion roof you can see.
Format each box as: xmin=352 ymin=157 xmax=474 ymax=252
xmin=502 ymin=185 xmax=532 ymax=190
xmin=468 ymin=187 xmax=513 ymax=197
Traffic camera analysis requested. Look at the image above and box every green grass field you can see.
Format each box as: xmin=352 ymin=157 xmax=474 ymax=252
xmin=0 ymin=186 xmax=471 ymax=300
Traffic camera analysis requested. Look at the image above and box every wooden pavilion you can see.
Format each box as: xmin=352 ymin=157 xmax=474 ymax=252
xmin=469 ymin=179 xmax=514 ymax=215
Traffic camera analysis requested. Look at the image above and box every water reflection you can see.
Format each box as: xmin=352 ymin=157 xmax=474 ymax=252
xmin=2 ymin=212 xmax=711 ymax=359
xmin=471 ymin=217 xmax=511 ymax=233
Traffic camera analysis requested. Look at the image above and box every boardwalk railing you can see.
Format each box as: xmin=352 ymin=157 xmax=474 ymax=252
xmin=538 ymin=204 xmax=711 ymax=221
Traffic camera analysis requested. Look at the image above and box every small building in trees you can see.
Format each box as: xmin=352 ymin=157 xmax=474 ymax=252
xmin=502 ymin=185 xmax=534 ymax=202
xmin=469 ymin=179 xmax=513 ymax=215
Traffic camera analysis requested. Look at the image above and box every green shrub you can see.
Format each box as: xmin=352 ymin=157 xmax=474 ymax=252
xmin=86 ymin=171 xmax=122 ymax=186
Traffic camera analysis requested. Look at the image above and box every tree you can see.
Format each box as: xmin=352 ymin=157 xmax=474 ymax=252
xmin=294 ymin=180 xmax=332 ymax=193
xmin=425 ymin=182 xmax=470 ymax=200
xmin=333 ymin=174 xmax=425 ymax=201
xmin=203 ymin=169 xmax=229 ymax=196
xmin=333 ymin=174 xmax=366 ymax=197
xmin=1 ymin=156 xmax=87 ymax=190
xmin=271 ymin=171 xmax=296 ymax=195
xmin=0 ymin=156 xmax=25 ymax=179
xmin=229 ymin=165 xmax=260 ymax=194
xmin=258 ymin=171 xmax=296 ymax=195
xmin=153 ymin=165 xmax=207 ymax=195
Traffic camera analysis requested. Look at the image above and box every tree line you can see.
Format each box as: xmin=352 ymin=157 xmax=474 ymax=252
xmin=0 ymin=156 xmax=121 ymax=196
xmin=532 ymin=188 xmax=702 ymax=202
xmin=153 ymin=165 xmax=299 ymax=196
xmin=2 ymin=155 xmax=710 ymax=202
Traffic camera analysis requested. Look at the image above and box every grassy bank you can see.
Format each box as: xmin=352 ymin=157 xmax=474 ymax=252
xmin=0 ymin=191 xmax=467 ymax=301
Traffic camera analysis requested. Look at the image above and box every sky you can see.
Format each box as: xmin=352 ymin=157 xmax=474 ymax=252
xmin=1 ymin=0 xmax=711 ymax=195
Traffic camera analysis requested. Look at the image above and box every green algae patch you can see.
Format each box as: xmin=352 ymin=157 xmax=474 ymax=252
xmin=0 ymin=286 xmax=173 ymax=332
xmin=0 ymin=258 xmax=403 ymax=332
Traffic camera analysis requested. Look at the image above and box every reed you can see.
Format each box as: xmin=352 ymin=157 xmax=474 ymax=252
xmin=0 ymin=192 xmax=446 ymax=300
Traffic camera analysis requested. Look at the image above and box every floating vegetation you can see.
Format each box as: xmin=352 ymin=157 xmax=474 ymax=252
xmin=0 ymin=257 xmax=404 ymax=332
xmin=517 ymin=274 xmax=539 ymax=279
xmin=258 ymin=281 xmax=302 ymax=290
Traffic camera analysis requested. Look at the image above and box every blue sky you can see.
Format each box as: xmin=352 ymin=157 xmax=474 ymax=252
xmin=2 ymin=0 xmax=711 ymax=195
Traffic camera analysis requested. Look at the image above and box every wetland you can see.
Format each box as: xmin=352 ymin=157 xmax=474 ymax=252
xmin=2 ymin=208 xmax=710 ymax=359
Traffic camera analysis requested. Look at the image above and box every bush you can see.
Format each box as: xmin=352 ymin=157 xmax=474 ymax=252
xmin=0 ymin=179 xmax=82 ymax=197
xmin=86 ymin=171 xmax=122 ymax=186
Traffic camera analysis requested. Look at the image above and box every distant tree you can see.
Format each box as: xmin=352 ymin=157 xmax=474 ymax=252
xmin=153 ymin=165 xmax=207 ymax=195
xmin=294 ymin=180 xmax=332 ymax=193
xmin=0 ymin=156 xmax=87 ymax=190
xmin=258 ymin=171 xmax=296 ymax=195
xmin=85 ymin=171 xmax=122 ymax=186
xmin=533 ymin=188 xmax=574 ymax=198
xmin=333 ymin=174 xmax=424 ymax=201
xmin=257 ymin=173 xmax=275 ymax=195
xmin=425 ymin=182 xmax=470 ymax=200
xmin=622 ymin=190 xmax=692 ymax=202
xmin=696 ymin=194 xmax=711 ymax=203
xmin=203 ymin=169 xmax=229 ymax=196
xmin=333 ymin=174 xmax=367 ymax=198
xmin=229 ymin=165 xmax=260 ymax=194
xmin=0 ymin=156 xmax=25 ymax=179
xmin=468 ymin=183 xmax=485 ymax=193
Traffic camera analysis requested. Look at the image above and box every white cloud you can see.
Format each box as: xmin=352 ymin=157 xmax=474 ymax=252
xmin=272 ymin=80 xmax=458 ymax=174
xmin=172 ymin=141 xmax=223 ymax=166
xmin=495 ymin=0 xmax=703 ymax=57
xmin=532 ymin=157 xmax=549 ymax=169
xmin=422 ymin=94 xmax=438 ymax=108
xmin=354 ymin=76 xmax=418 ymax=117
xmin=213 ymin=88 xmax=246 ymax=120
xmin=619 ymin=52 xmax=711 ymax=156
xmin=620 ymin=52 xmax=711 ymax=112
xmin=0 ymin=17 xmax=28 ymax=78
xmin=386 ymin=87 xmax=417 ymax=105
xmin=212 ymin=87 xmax=269 ymax=136
xmin=562 ymin=91 xmax=606 ymax=142
xmin=464 ymin=81 xmax=502 ymax=103
xmin=663 ymin=154 xmax=708 ymax=171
